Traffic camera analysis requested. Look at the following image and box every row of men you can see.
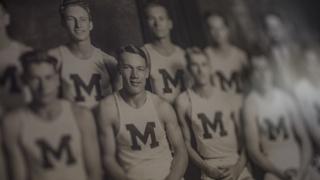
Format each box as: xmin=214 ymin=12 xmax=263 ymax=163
xmin=1 ymin=0 xmax=320 ymax=180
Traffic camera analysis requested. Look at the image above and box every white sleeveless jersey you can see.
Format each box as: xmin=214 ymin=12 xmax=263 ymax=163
xmin=250 ymin=89 xmax=300 ymax=170
xmin=49 ymin=45 xmax=116 ymax=109
xmin=17 ymin=100 xmax=87 ymax=180
xmin=0 ymin=41 xmax=30 ymax=112
xmin=144 ymin=44 xmax=187 ymax=104
xmin=187 ymin=89 xmax=238 ymax=164
xmin=205 ymin=46 xmax=246 ymax=113
xmin=115 ymin=91 xmax=173 ymax=180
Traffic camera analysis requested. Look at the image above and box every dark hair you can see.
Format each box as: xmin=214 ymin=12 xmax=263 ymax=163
xmin=59 ymin=0 xmax=91 ymax=20
xmin=116 ymin=44 xmax=149 ymax=68
xmin=0 ymin=0 xmax=8 ymax=13
xmin=144 ymin=1 xmax=171 ymax=19
xmin=20 ymin=50 xmax=59 ymax=75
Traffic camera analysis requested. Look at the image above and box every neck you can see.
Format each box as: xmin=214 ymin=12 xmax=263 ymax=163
xmin=193 ymin=83 xmax=214 ymax=98
xmin=216 ymin=41 xmax=232 ymax=51
xmin=0 ymin=31 xmax=12 ymax=50
xmin=152 ymin=36 xmax=174 ymax=50
xmin=120 ymin=89 xmax=147 ymax=108
xmin=67 ymin=38 xmax=93 ymax=59
xmin=30 ymin=99 xmax=61 ymax=121
xmin=257 ymin=86 xmax=273 ymax=99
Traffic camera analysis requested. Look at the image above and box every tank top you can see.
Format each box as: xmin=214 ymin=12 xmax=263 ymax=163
xmin=254 ymin=89 xmax=300 ymax=170
xmin=20 ymin=100 xmax=87 ymax=180
xmin=144 ymin=44 xmax=187 ymax=104
xmin=115 ymin=91 xmax=173 ymax=180
xmin=188 ymin=89 xmax=238 ymax=164
xmin=49 ymin=45 xmax=115 ymax=109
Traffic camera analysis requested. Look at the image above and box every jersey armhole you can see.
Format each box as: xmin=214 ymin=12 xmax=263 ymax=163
xmin=113 ymin=93 xmax=122 ymax=137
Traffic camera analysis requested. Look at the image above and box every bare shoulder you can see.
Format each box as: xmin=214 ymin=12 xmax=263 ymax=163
xmin=150 ymin=93 xmax=176 ymax=122
xmin=98 ymin=48 xmax=117 ymax=65
xmin=99 ymin=94 xmax=118 ymax=124
xmin=3 ymin=108 xmax=26 ymax=137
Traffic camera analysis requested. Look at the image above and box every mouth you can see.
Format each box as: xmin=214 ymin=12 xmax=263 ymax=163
xmin=130 ymin=81 xmax=141 ymax=87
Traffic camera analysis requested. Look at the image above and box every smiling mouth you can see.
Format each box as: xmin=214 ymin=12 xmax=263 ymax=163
xmin=130 ymin=81 xmax=141 ymax=86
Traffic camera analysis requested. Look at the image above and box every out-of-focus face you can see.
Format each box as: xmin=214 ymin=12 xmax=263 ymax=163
xmin=207 ymin=15 xmax=229 ymax=44
xmin=146 ymin=5 xmax=172 ymax=40
xmin=265 ymin=15 xmax=287 ymax=44
xmin=119 ymin=52 xmax=149 ymax=95
xmin=188 ymin=53 xmax=211 ymax=86
xmin=0 ymin=4 xmax=9 ymax=31
xmin=62 ymin=5 xmax=92 ymax=42
xmin=251 ymin=56 xmax=273 ymax=92
xmin=305 ymin=50 xmax=320 ymax=80
xmin=26 ymin=63 xmax=60 ymax=105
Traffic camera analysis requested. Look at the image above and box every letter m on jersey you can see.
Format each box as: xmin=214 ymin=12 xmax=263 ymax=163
xmin=70 ymin=74 xmax=103 ymax=102
xmin=264 ymin=117 xmax=289 ymax=140
xmin=198 ymin=112 xmax=228 ymax=139
xmin=126 ymin=122 xmax=160 ymax=151
xmin=216 ymin=71 xmax=242 ymax=93
xmin=158 ymin=69 xmax=184 ymax=93
xmin=36 ymin=135 xmax=76 ymax=169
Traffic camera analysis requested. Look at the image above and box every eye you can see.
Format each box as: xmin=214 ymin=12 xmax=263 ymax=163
xmin=137 ymin=67 xmax=145 ymax=71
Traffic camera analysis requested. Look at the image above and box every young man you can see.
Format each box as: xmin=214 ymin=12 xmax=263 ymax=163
xmin=49 ymin=0 xmax=120 ymax=110
xmin=243 ymin=52 xmax=311 ymax=180
xmin=143 ymin=2 xmax=189 ymax=104
xmin=98 ymin=45 xmax=188 ymax=180
xmin=0 ymin=0 xmax=31 ymax=117
xmin=204 ymin=13 xmax=248 ymax=126
xmin=3 ymin=51 xmax=102 ymax=180
xmin=175 ymin=48 xmax=252 ymax=180
xmin=265 ymin=14 xmax=300 ymax=90
xmin=293 ymin=47 xmax=320 ymax=180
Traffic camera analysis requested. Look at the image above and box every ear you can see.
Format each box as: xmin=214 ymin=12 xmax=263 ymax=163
xmin=89 ymin=21 xmax=93 ymax=31
xmin=168 ymin=19 xmax=173 ymax=30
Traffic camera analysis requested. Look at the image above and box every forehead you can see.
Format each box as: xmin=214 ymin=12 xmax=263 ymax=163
xmin=207 ymin=15 xmax=226 ymax=28
xmin=146 ymin=5 xmax=169 ymax=17
xmin=27 ymin=62 xmax=56 ymax=76
xmin=63 ymin=5 xmax=89 ymax=18
xmin=265 ymin=15 xmax=282 ymax=27
xmin=121 ymin=52 xmax=146 ymax=67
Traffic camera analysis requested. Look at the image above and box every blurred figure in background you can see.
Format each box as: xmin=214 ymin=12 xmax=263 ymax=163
xmin=243 ymin=50 xmax=311 ymax=180
xmin=204 ymin=13 xmax=248 ymax=134
xmin=175 ymin=48 xmax=253 ymax=180
xmin=143 ymin=1 xmax=189 ymax=104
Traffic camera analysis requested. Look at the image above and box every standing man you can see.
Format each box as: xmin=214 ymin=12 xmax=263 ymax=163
xmin=204 ymin=13 xmax=248 ymax=126
xmin=3 ymin=51 xmax=102 ymax=180
xmin=0 ymin=0 xmax=31 ymax=117
xmin=243 ymin=52 xmax=311 ymax=180
xmin=49 ymin=0 xmax=120 ymax=110
xmin=175 ymin=48 xmax=252 ymax=180
xmin=143 ymin=2 xmax=189 ymax=104
xmin=98 ymin=45 xmax=188 ymax=180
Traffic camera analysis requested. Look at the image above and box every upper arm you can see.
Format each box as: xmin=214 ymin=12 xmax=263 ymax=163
xmin=174 ymin=93 xmax=192 ymax=143
xmin=103 ymin=55 xmax=121 ymax=91
xmin=97 ymin=96 xmax=118 ymax=163
xmin=243 ymin=98 xmax=261 ymax=154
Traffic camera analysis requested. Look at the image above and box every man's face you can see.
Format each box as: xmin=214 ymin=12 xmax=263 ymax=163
xmin=146 ymin=5 xmax=172 ymax=39
xmin=119 ymin=52 xmax=149 ymax=95
xmin=207 ymin=15 xmax=229 ymax=44
xmin=265 ymin=15 xmax=287 ymax=44
xmin=252 ymin=56 xmax=273 ymax=91
xmin=63 ymin=5 xmax=92 ymax=42
xmin=188 ymin=53 xmax=211 ymax=86
xmin=0 ymin=4 xmax=9 ymax=31
xmin=26 ymin=63 xmax=60 ymax=105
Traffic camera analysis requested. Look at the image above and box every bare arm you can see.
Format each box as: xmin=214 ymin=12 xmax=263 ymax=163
xmin=3 ymin=113 xmax=27 ymax=180
xmin=158 ymin=97 xmax=188 ymax=180
xmin=104 ymin=55 xmax=122 ymax=92
xmin=174 ymin=93 xmax=223 ymax=179
xmin=243 ymin=98 xmax=285 ymax=179
xmin=289 ymin=102 xmax=312 ymax=180
xmin=98 ymin=96 xmax=127 ymax=180
xmin=73 ymin=106 xmax=102 ymax=180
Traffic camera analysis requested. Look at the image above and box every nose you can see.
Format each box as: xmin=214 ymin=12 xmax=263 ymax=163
xmin=75 ymin=19 xmax=81 ymax=28
xmin=130 ymin=69 xmax=139 ymax=79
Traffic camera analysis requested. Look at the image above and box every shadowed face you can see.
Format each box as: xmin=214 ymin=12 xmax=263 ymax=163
xmin=119 ymin=52 xmax=149 ymax=95
xmin=265 ymin=15 xmax=288 ymax=44
xmin=207 ymin=15 xmax=229 ymax=44
xmin=188 ymin=53 xmax=211 ymax=86
xmin=62 ymin=5 xmax=92 ymax=42
xmin=26 ymin=62 xmax=60 ymax=105
xmin=252 ymin=56 xmax=273 ymax=92
xmin=146 ymin=5 xmax=172 ymax=40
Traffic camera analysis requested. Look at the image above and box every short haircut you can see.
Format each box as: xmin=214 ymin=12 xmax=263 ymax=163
xmin=20 ymin=50 xmax=59 ymax=75
xmin=144 ymin=1 xmax=171 ymax=19
xmin=59 ymin=0 xmax=91 ymax=20
xmin=116 ymin=44 xmax=149 ymax=68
